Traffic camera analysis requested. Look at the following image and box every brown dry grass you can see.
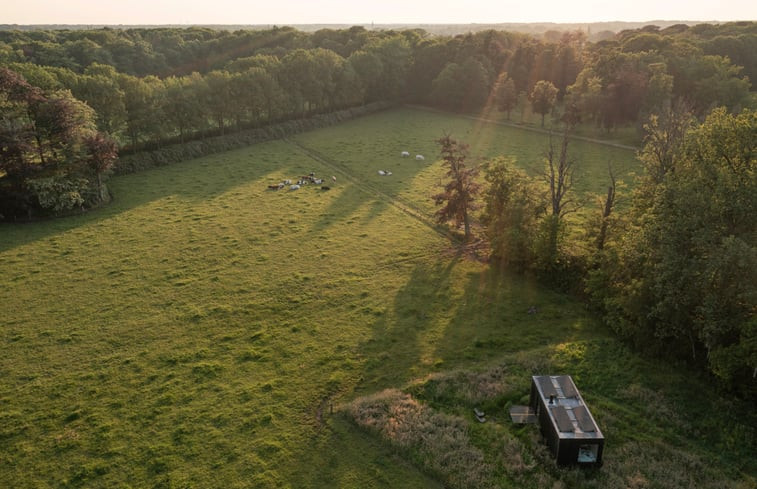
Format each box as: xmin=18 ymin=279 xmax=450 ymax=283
xmin=343 ymin=352 xmax=756 ymax=489
xmin=344 ymin=389 xmax=495 ymax=489
xmin=415 ymin=366 xmax=510 ymax=404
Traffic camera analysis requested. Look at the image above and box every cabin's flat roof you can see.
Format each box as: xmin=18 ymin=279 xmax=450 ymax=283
xmin=532 ymin=375 xmax=603 ymax=440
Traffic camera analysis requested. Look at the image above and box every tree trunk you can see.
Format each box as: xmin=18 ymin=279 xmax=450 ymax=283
xmin=597 ymin=184 xmax=615 ymax=251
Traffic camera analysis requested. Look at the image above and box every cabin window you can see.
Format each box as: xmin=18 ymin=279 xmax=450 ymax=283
xmin=577 ymin=444 xmax=598 ymax=463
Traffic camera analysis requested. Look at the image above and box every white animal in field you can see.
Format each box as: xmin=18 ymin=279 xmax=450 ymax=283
xmin=415 ymin=154 xmax=425 ymax=160
xmin=314 ymin=178 xmax=323 ymax=184
xmin=386 ymin=171 xmax=392 ymax=176
xmin=290 ymin=184 xmax=300 ymax=190
xmin=332 ymin=176 xmax=337 ymax=183
xmin=378 ymin=170 xmax=386 ymax=175
xmin=401 ymin=151 xmax=410 ymax=157
xmin=284 ymin=179 xmax=292 ymax=185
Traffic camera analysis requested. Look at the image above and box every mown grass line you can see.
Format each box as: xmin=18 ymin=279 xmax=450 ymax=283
xmin=284 ymin=137 xmax=451 ymax=241
xmin=405 ymin=104 xmax=641 ymax=152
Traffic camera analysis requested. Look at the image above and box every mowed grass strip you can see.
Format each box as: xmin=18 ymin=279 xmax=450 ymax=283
xmin=292 ymin=107 xmax=640 ymax=220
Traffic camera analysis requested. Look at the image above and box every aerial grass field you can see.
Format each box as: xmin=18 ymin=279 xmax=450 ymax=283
xmin=1 ymin=107 xmax=754 ymax=488
xmin=293 ymin=107 xmax=639 ymax=218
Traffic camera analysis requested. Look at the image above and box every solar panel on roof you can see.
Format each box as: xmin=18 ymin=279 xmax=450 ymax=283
xmin=537 ymin=376 xmax=557 ymax=398
xmin=573 ymin=405 xmax=596 ymax=432
xmin=557 ymin=376 xmax=578 ymax=398
xmin=552 ymin=405 xmax=574 ymax=432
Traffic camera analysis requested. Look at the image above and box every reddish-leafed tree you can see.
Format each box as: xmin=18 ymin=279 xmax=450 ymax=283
xmin=0 ymin=68 xmax=117 ymax=219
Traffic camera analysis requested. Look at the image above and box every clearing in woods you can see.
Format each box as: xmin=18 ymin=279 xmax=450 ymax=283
xmin=0 ymin=108 xmax=753 ymax=488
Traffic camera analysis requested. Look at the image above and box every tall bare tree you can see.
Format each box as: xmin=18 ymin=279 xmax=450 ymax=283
xmin=543 ymin=127 xmax=579 ymax=218
xmin=534 ymin=126 xmax=580 ymax=271
xmin=595 ymin=164 xmax=617 ymax=252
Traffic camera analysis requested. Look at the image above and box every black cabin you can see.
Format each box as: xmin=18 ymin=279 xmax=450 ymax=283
xmin=529 ymin=375 xmax=604 ymax=466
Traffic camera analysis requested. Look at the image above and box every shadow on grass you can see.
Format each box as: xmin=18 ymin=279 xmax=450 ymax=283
xmin=357 ymin=258 xmax=460 ymax=394
xmin=433 ymin=265 xmax=608 ymax=369
xmin=0 ymin=141 xmax=344 ymax=253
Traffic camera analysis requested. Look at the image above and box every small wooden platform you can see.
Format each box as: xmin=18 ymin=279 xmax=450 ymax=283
xmin=509 ymin=405 xmax=537 ymax=424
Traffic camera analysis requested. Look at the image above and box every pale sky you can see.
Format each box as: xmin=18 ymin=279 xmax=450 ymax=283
xmin=3 ymin=0 xmax=756 ymax=25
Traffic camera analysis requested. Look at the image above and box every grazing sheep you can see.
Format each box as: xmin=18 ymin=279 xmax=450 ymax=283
xmin=267 ymin=184 xmax=281 ymax=190
xmin=415 ymin=154 xmax=425 ymax=160
xmin=314 ymin=178 xmax=323 ymax=184
xmin=284 ymin=179 xmax=292 ymax=185
xmin=401 ymin=151 xmax=410 ymax=157
xmin=332 ymin=176 xmax=337 ymax=183
xmin=386 ymin=171 xmax=392 ymax=176
xmin=290 ymin=184 xmax=300 ymax=190
xmin=378 ymin=170 xmax=386 ymax=175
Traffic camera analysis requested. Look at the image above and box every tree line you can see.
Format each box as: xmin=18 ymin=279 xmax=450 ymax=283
xmin=1 ymin=22 xmax=753 ymax=137
xmin=1 ymin=22 xmax=754 ymax=219
xmin=433 ymin=105 xmax=755 ymax=398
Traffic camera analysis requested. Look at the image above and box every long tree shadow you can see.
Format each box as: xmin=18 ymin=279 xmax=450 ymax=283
xmin=356 ymin=257 xmax=460 ymax=394
xmin=0 ymin=141 xmax=333 ymax=253
xmin=289 ymin=137 xmax=438 ymax=236
xmin=431 ymin=266 xmax=604 ymax=370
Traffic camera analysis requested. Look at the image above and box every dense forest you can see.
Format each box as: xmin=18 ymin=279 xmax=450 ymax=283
xmin=1 ymin=23 xmax=755 ymax=396
xmin=1 ymin=23 xmax=754 ymax=150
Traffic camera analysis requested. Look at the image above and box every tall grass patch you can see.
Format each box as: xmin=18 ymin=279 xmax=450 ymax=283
xmin=345 ymin=343 xmax=756 ymax=489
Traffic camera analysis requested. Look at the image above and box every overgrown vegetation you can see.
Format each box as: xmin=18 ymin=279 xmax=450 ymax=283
xmin=344 ymin=339 xmax=756 ymax=489
xmin=586 ymin=107 xmax=757 ymax=394
xmin=473 ymin=106 xmax=756 ymax=396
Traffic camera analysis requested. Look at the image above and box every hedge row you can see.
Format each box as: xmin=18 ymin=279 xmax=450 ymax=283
xmin=114 ymin=102 xmax=393 ymax=175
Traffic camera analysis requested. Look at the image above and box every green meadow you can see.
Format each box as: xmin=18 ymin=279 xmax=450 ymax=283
xmin=1 ymin=108 xmax=754 ymax=488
